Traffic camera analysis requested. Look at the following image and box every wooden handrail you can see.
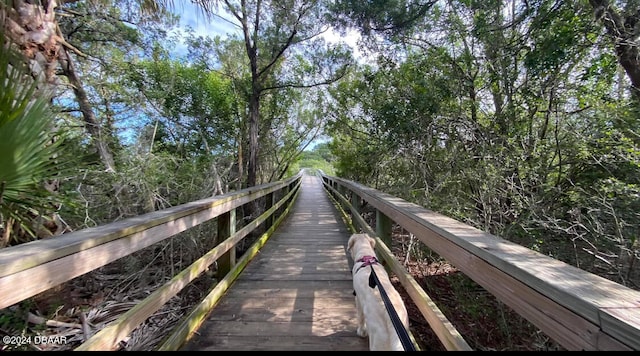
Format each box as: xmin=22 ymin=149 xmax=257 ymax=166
xmin=0 ymin=171 xmax=302 ymax=349
xmin=321 ymin=177 xmax=472 ymax=351
xmin=319 ymin=172 xmax=640 ymax=351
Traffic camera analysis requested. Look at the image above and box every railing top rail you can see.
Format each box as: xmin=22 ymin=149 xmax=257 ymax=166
xmin=0 ymin=172 xmax=303 ymax=312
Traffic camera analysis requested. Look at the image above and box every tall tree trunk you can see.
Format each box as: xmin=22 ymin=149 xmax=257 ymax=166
xmin=2 ymin=0 xmax=66 ymax=241
xmin=59 ymin=45 xmax=117 ymax=172
xmin=590 ymin=0 xmax=640 ymax=100
xmin=237 ymin=137 xmax=244 ymax=191
xmin=3 ymin=0 xmax=60 ymax=86
xmin=247 ymin=85 xmax=260 ymax=188
xmin=245 ymin=81 xmax=261 ymax=221
xmin=244 ymin=0 xmax=261 ymax=189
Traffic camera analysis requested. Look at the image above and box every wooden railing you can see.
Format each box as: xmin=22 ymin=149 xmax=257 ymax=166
xmin=319 ymin=171 xmax=640 ymax=351
xmin=0 ymin=171 xmax=302 ymax=350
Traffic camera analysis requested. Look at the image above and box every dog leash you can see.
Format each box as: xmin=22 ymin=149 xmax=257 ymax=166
xmin=365 ymin=259 xmax=417 ymax=351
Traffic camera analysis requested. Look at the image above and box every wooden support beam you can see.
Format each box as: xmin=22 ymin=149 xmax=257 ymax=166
xmin=217 ymin=210 xmax=236 ymax=278
xmin=376 ymin=209 xmax=392 ymax=248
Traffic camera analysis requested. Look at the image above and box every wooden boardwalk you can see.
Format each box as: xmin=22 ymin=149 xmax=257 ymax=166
xmin=180 ymin=173 xmax=369 ymax=351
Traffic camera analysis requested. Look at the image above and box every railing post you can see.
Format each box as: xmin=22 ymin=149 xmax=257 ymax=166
xmin=376 ymin=209 xmax=393 ymax=273
xmin=265 ymin=191 xmax=274 ymax=230
xmin=376 ymin=209 xmax=392 ymax=248
xmin=337 ymin=184 xmax=346 ymax=211
xmin=216 ymin=209 xmax=236 ymax=279
xmin=351 ymin=192 xmax=361 ymax=230
xmin=278 ymin=185 xmax=289 ymax=217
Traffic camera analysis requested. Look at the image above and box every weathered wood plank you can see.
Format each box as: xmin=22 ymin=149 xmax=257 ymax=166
xmin=257 ymin=246 xmax=348 ymax=254
xmin=205 ymin=307 xmax=359 ymax=322
xmin=242 ymin=265 xmax=352 ymax=275
xmin=242 ymin=259 xmax=350 ymax=269
xmin=227 ymin=279 xmax=355 ymax=291
xmin=182 ymin=335 xmax=368 ymax=351
xmin=250 ymin=254 xmax=349 ymax=263
xmin=264 ymin=240 xmax=348 ymax=246
xmin=214 ymin=296 xmax=356 ymax=309
xmin=179 ymin=174 xmax=370 ymax=351
xmin=191 ymin=320 xmax=359 ymax=336
xmin=239 ymin=273 xmax=353 ymax=281
xmin=221 ymin=287 xmax=355 ymax=300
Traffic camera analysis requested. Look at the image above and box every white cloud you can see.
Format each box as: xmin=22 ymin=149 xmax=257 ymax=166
xmin=321 ymin=26 xmax=371 ymax=65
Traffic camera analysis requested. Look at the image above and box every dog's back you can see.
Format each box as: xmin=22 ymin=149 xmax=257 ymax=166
xmin=377 ymin=272 xmax=409 ymax=351
xmin=354 ymin=263 xmax=409 ymax=350
xmin=348 ymin=233 xmax=410 ymax=351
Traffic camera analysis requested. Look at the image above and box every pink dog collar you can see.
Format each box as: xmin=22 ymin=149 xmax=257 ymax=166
xmin=355 ymin=255 xmax=379 ymax=274
xmin=356 ymin=255 xmax=379 ymax=265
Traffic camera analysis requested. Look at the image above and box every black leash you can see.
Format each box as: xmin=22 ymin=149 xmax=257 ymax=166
xmin=368 ymin=264 xmax=417 ymax=351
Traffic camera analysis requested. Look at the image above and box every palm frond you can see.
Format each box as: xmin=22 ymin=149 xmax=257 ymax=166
xmin=0 ymin=27 xmax=73 ymax=244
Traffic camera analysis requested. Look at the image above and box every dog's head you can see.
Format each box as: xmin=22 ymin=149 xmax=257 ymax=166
xmin=347 ymin=233 xmax=376 ymax=260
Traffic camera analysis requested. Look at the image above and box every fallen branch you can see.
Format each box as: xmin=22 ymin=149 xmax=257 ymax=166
xmin=27 ymin=312 xmax=82 ymax=329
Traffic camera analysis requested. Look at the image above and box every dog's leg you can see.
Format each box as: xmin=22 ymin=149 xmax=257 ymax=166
xmin=369 ymin=335 xmax=385 ymax=351
xmin=355 ymin=296 xmax=368 ymax=338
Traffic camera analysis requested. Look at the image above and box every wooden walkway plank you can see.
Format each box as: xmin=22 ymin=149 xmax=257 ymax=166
xmin=180 ymin=174 xmax=369 ymax=351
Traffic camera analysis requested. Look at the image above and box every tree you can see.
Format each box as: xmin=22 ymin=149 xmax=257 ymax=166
xmin=129 ymin=53 xmax=239 ymax=195
xmin=330 ymin=0 xmax=640 ymax=103
xmin=589 ymin=0 xmax=640 ymax=100
xmin=260 ymin=86 xmax=327 ymax=181
xmin=187 ymin=35 xmax=252 ymax=190
xmin=2 ymin=0 xmax=60 ymax=85
xmin=194 ymin=0 xmax=351 ymax=187
xmin=2 ymin=0 xmax=174 ymax=172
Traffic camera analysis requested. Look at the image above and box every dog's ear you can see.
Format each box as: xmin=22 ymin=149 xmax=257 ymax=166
xmin=347 ymin=234 xmax=355 ymax=252
xmin=368 ymin=234 xmax=376 ymax=249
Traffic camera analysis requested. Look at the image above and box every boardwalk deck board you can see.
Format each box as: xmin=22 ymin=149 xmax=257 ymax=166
xmin=180 ymin=174 xmax=369 ymax=351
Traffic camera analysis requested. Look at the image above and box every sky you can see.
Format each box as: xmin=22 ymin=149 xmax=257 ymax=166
xmin=167 ymin=2 xmax=238 ymax=56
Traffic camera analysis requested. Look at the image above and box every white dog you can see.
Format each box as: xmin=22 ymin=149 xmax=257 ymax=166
xmin=347 ymin=233 xmax=410 ymax=351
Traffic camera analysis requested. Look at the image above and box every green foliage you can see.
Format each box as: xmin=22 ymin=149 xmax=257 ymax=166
xmin=329 ymin=0 xmax=437 ymax=36
xmin=291 ymin=147 xmax=336 ymax=176
xmin=523 ymin=2 xmax=593 ymax=76
xmin=311 ymin=142 xmax=334 ymax=162
xmin=129 ymin=55 xmax=238 ymax=156
xmin=0 ymin=37 xmax=74 ymax=244
xmin=55 ymin=0 xmax=180 ymax=167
